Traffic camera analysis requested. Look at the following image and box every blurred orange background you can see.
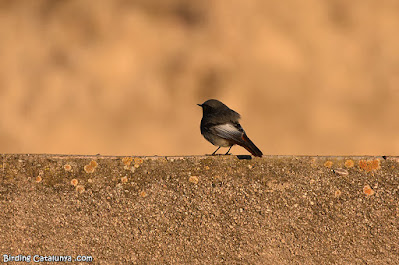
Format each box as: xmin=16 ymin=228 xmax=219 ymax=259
xmin=0 ymin=0 xmax=398 ymax=156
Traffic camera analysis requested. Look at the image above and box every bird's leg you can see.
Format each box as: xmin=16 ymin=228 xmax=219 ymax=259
xmin=212 ymin=146 xmax=221 ymax=155
xmin=225 ymin=146 xmax=232 ymax=155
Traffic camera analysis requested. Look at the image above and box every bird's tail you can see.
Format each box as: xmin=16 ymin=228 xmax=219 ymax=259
xmin=240 ymin=134 xmax=263 ymax=157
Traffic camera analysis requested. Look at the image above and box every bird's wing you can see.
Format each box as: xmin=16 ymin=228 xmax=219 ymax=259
xmin=211 ymin=122 xmax=263 ymax=157
xmin=210 ymin=123 xmax=245 ymax=144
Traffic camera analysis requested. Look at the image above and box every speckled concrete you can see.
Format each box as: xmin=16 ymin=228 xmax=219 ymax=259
xmin=0 ymin=154 xmax=398 ymax=264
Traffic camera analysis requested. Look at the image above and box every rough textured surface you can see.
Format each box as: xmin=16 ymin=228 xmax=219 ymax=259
xmin=1 ymin=154 xmax=398 ymax=264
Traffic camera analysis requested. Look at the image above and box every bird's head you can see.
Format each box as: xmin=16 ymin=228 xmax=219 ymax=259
xmin=197 ymin=99 xmax=227 ymax=114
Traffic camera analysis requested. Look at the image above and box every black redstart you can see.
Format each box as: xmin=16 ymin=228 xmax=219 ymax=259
xmin=198 ymin=99 xmax=263 ymax=157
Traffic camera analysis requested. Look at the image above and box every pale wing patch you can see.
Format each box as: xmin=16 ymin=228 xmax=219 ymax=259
xmin=212 ymin=123 xmax=244 ymax=143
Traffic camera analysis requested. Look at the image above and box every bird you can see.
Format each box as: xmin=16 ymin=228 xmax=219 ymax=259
xmin=198 ymin=99 xmax=263 ymax=157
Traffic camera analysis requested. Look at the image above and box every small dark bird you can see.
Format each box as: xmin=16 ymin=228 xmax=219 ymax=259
xmin=198 ymin=99 xmax=263 ymax=157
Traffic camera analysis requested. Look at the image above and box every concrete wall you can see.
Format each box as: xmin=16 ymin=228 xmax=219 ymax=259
xmin=1 ymin=154 xmax=398 ymax=264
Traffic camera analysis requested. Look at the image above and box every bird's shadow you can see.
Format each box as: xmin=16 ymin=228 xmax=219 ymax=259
xmin=205 ymin=154 xmax=252 ymax=160
xmin=236 ymin=155 xmax=252 ymax=160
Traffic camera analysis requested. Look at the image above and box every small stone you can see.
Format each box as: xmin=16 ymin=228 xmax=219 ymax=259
xmin=71 ymin=179 xmax=78 ymax=186
xmin=64 ymin=164 xmax=72 ymax=171
xmin=333 ymin=168 xmax=349 ymax=176
xmin=122 ymin=157 xmax=133 ymax=166
xmin=359 ymin=159 xmax=381 ymax=172
xmin=121 ymin=176 xmax=128 ymax=183
xmin=363 ymin=185 xmax=375 ymax=196
xmin=84 ymin=160 xmax=98 ymax=173
xmin=189 ymin=176 xmax=199 ymax=184
xmin=134 ymin=157 xmax=144 ymax=168
xmin=344 ymin=160 xmax=355 ymax=168
xmin=76 ymin=185 xmax=85 ymax=193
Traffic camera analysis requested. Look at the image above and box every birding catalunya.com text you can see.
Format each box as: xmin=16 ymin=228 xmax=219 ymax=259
xmin=2 ymin=254 xmax=93 ymax=263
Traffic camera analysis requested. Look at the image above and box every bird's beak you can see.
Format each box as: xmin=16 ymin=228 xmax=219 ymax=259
xmin=197 ymin=104 xmax=202 ymax=107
